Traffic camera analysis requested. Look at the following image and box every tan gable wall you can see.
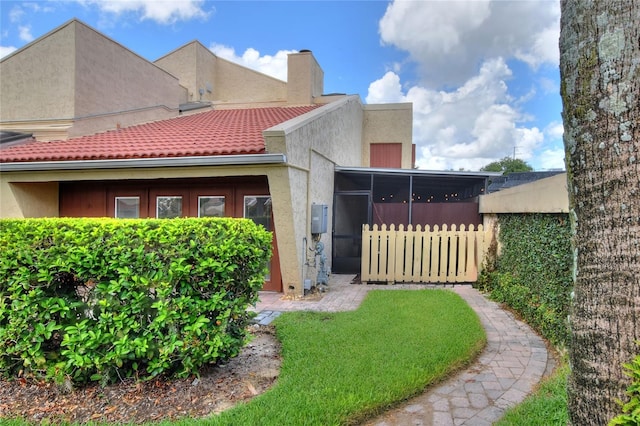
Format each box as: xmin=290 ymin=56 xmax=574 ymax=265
xmin=1 ymin=20 xmax=187 ymax=140
xmin=214 ymin=57 xmax=287 ymax=105
xmin=155 ymin=42 xmax=287 ymax=105
xmin=0 ymin=22 xmax=76 ymax=123
xmin=155 ymin=42 xmax=202 ymax=102
xmin=362 ymin=103 xmax=413 ymax=168
xmin=73 ymin=23 xmax=185 ymax=120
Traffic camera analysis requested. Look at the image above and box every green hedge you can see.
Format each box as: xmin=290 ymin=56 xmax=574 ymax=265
xmin=476 ymin=214 xmax=573 ymax=348
xmin=0 ymin=217 xmax=271 ymax=385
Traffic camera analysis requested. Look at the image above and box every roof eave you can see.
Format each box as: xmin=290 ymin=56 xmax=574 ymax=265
xmin=0 ymin=154 xmax=287 ymax=172
xmin=335 ymin=166 xmax=502 ymax=178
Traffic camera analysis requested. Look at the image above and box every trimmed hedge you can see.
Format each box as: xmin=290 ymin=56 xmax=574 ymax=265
xmin=0 ymin=217 xmax=271 ymax=385
xmin=476 ymin=214 xmax=573 ymax=348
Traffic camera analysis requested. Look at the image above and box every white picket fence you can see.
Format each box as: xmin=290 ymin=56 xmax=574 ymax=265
xmin=361 ymin=224 xmax=492 ymax=284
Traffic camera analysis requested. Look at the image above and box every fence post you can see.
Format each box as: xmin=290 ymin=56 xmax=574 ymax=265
xmin=411 ymin=224 xmax=423 ymax=282
xmin=361 ymin=224 xmax=371 ymax=282
xmin=420 ymin=224 xmax=431 ymax=282
xmin=456 ymin=224 xmax=467 ymax=283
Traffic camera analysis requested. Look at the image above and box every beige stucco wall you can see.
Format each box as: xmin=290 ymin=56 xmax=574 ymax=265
xmin=1 ymin=19 xmax=186 ymax=139
xmin=71 ymin=23 xmax=185 ymax=136
xmin=287 ymin=51 xmax=324 ymax=105
xmin=214 ymin=57 xmax=287 ymax=105
xmin=362 ymin=103 xmax=413 ymax=168
xmin=479 ymin=173 xmax=569 ymax=214
xmin=263 ymin=96 xmax=365 ymax=294
xmin=0 ymin=21 xmax=76 ymax=123
xmin=155 ymin=42 xmax=205 ymax=103
xmin=0 ymin=181 xmax=59 ymax=217
xmin=156 ymin=42 xmax=287 ymax=105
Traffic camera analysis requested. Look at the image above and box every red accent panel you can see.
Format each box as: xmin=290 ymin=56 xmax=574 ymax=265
xmin=370 ymin=143 xmax=402 ymax=168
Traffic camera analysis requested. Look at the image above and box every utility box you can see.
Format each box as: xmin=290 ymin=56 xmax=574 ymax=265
xmin=311 ymin=204 xmax=328 ymax=234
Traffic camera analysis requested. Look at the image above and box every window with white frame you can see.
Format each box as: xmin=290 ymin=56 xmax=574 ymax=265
xmin=198 ymin=196 xmax=225 ymax=217
xmin=156 ymin=196 xmax=182 ymax=219
xmin=115 ymin=196 xmax=140 ymax=218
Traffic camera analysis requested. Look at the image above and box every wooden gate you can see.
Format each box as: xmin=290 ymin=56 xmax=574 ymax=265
xmin=361 ymin=224 xmax=492 ymax=284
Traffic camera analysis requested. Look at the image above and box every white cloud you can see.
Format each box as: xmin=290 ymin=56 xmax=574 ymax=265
xmin=9 ymin=6 xmax=25 ymax=23
xmin=23 ymin=3 xmax=55 ymax=13
xmin=379 ymin=0 xmax=560 ymax=87
xmin=515 ymin=23 xmax=560 ymax=69
xmin=18 ymin=25 xmax=33 ymax=43
xmin=545 ymin=121 xmax=564 ymax=140
xmin=372 ymin=0 xmax=562 ymax=171
xmin=366 ymin=71 xmax=405 ymax=104
xmin=528 ymin=121 xmax=566 ymax=170
xmin=536 ymin=148 xmax=566 ymax=170
xmin=367 ymin=58 xmax=544 ymax=171
xmin=0 ymin=46 xmax=18 ymax=58
xmin=209 ymin=43 xmax=295 ymax=82
xmin=78 ymin=0 xmax=211 ymax=24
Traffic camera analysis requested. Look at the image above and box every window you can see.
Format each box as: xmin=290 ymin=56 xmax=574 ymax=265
xmin=198 ymin=196 xmax=225 ymax=217
xmin=244 ymin=196 xmax=272 ymax=230
xmin=244 ymin=196 xmax=272 ymax=280
xmin=156 ymin=196 xmax=182 ymax=219
xmin=115 ymin=196 xmax=140 ymax=218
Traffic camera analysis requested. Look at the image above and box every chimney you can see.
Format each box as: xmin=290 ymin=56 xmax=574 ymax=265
xmin=287 ymin=50 xmax=324 ymax=105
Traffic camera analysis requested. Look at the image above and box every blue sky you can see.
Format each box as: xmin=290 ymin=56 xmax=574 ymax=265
xmin=0 ymin=0 xmax=565 ymax=171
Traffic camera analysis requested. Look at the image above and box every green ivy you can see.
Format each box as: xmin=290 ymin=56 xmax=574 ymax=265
xmin=476 ymin=214 xmax=573 ymax=348
xmin=0 ymin=217 xmax=271 ymax=384
xmin=610 ymin=352 xmax=640 ymax=426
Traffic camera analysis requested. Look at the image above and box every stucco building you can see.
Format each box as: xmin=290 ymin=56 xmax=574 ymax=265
xmin=0 ymin=19 xmax=415 ymax=295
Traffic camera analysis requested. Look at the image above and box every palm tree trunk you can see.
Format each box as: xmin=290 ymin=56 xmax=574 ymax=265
xmin=560 ymin=0 xmax=640 ymax=424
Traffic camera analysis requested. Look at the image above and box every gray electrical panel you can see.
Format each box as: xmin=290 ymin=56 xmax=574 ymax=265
xmin=311 ymin=204 xmax=328 ymax=234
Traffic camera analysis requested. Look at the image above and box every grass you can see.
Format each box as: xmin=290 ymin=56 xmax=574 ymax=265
xmin=168 ymin=289 xmax=486 ymax=426
xmin=0 ymin=289 xmax=485 ymax=426
xmin=495 ymin=361 xmax=569 ymax=426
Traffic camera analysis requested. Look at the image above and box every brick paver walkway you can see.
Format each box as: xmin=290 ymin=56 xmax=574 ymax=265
xmin=252 ymin=275 xmax=554 ymax=425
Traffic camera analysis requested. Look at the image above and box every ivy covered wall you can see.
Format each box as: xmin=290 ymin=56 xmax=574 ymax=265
xmin=476 ymin=213 xmax=573 ymax=348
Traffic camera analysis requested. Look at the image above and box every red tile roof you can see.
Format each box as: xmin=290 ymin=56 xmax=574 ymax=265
xmin=0 ymin=106 xmax=319 ymax=163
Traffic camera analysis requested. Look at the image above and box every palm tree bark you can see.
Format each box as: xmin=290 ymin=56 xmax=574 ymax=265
xmin=560 ymin=0 xmax=640 ymax=424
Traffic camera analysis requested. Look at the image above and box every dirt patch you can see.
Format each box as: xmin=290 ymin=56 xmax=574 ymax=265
xmin=0 ymin=325 xmax=281 ymax=424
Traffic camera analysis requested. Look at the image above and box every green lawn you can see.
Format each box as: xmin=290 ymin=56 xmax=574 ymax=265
xmin=495 ymin=362 xmax=569 ymax=426
xmin=0 ymin=289 xmax=485 ymax=426
xmin=170 ymin=289 xmax=486 ymax=425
